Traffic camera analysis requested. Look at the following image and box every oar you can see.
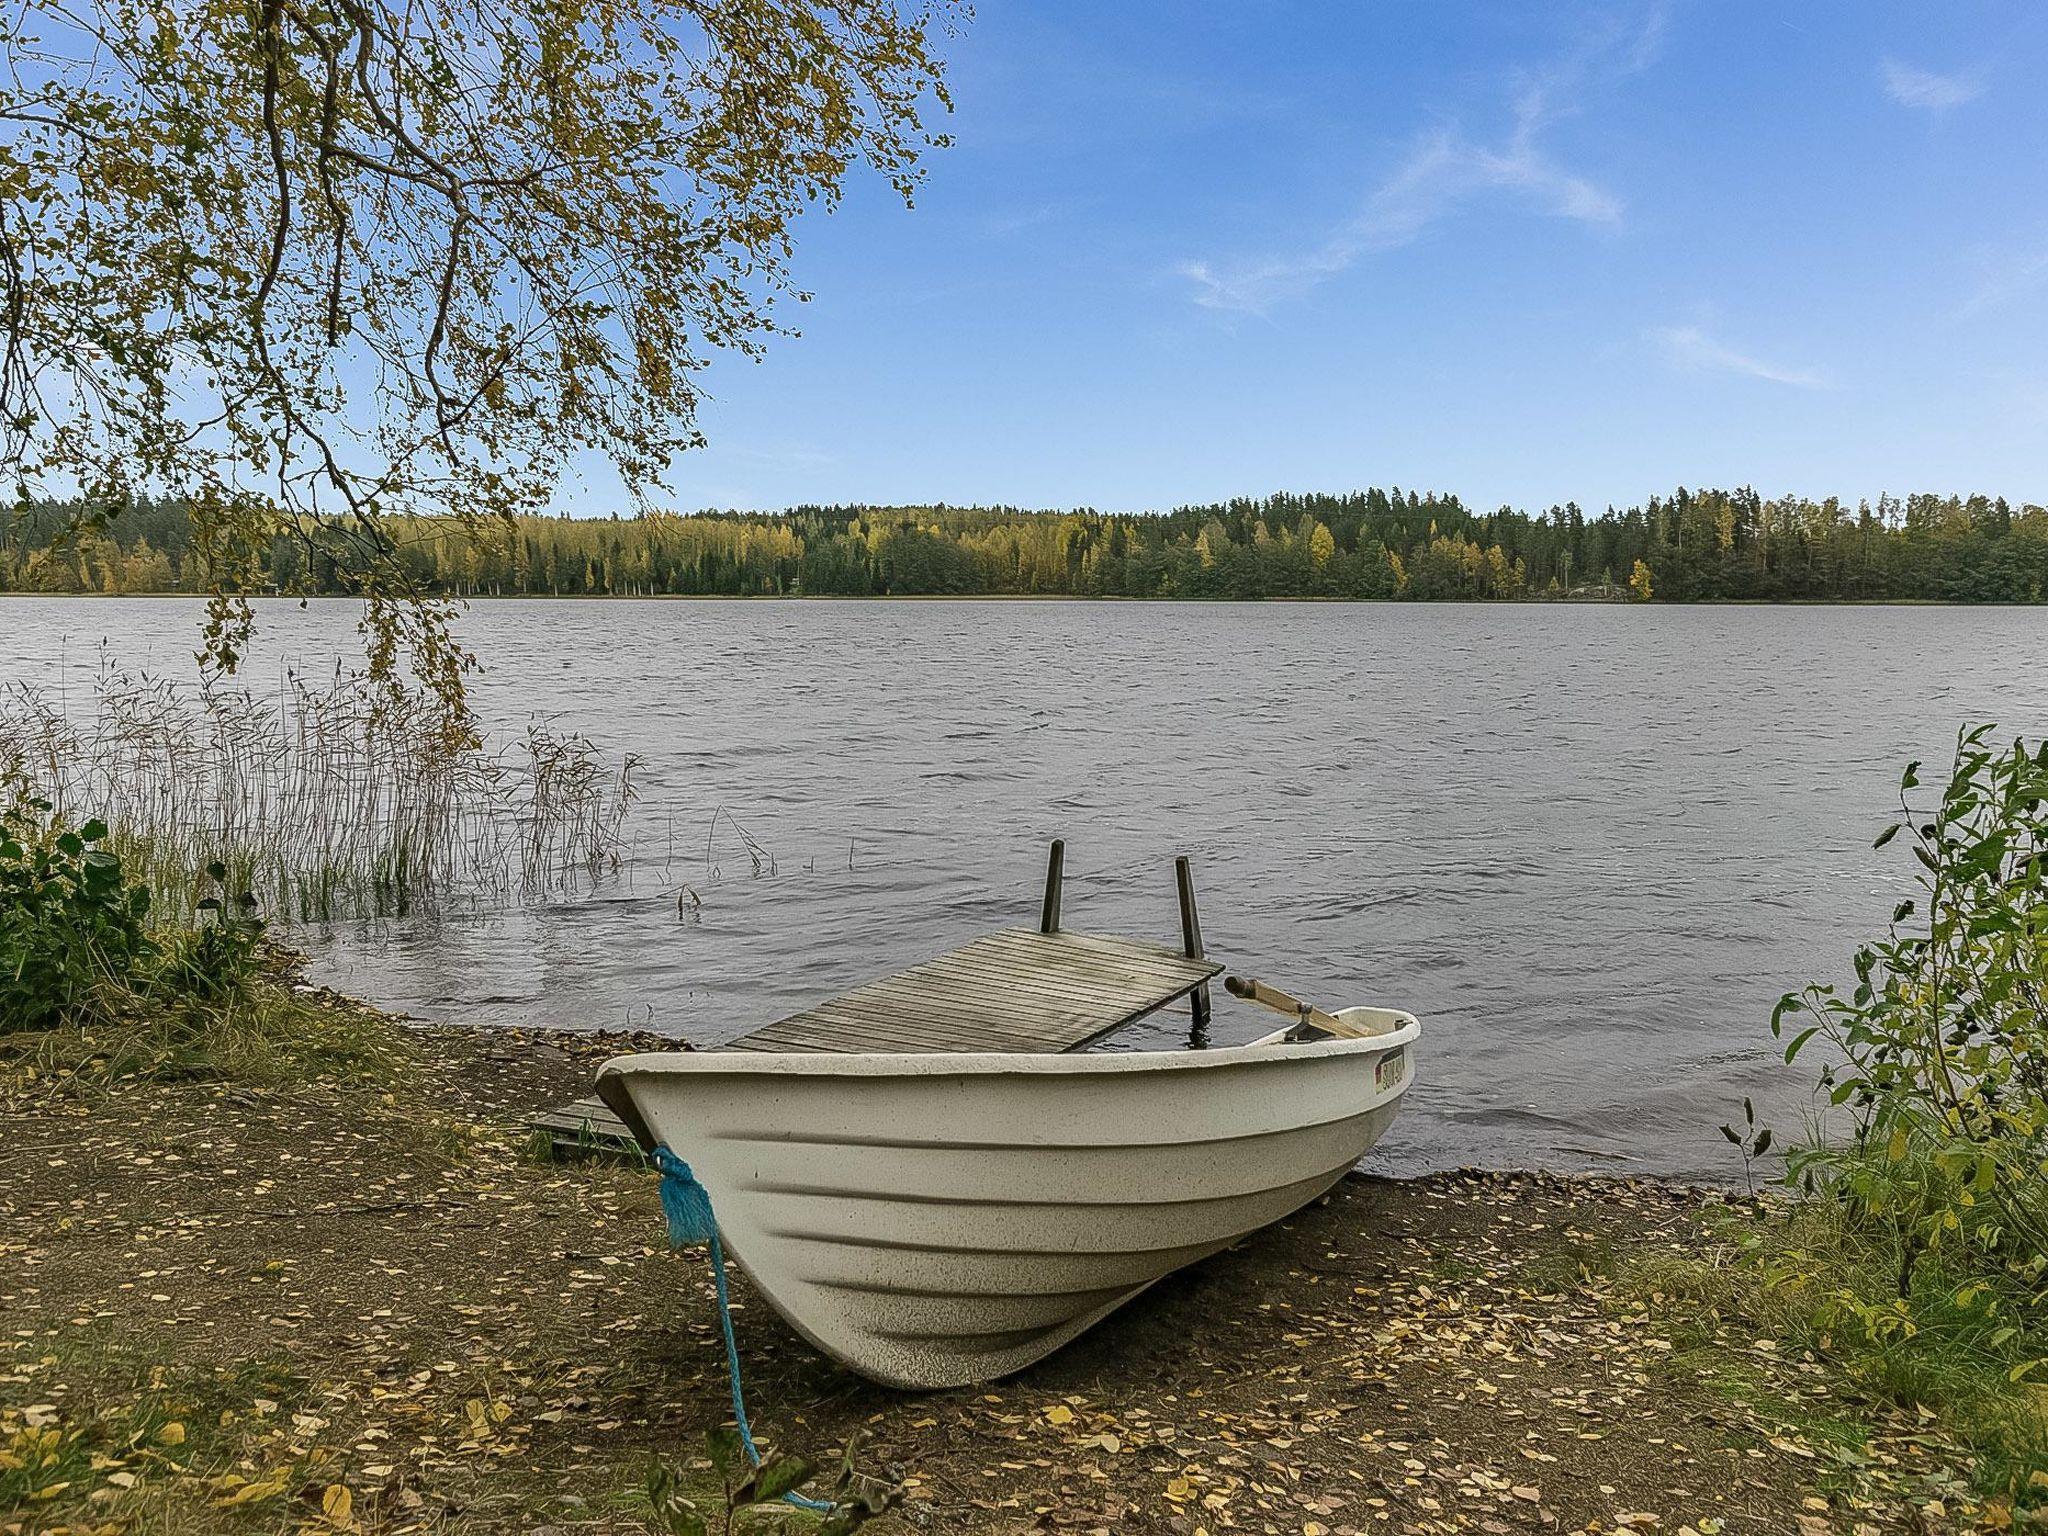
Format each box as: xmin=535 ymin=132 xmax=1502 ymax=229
xmin=1223 ymin=975 xmax=1375 ymax=1039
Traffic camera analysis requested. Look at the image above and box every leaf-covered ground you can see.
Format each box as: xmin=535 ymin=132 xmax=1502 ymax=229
xmin=0 ymin=997 xmax=2013 ymax=1535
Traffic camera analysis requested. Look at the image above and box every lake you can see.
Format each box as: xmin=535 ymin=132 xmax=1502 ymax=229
xmin=6 ymin=595 xmax=2043 ymax=1181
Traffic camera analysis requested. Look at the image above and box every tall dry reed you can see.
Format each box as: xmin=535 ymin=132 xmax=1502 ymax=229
xmin=0 ymin=662 xmax=636 ymax=921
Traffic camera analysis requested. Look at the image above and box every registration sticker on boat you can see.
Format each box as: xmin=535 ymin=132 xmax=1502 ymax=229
xmin=1375 ymin=1048 xmax=1406 ymax=1092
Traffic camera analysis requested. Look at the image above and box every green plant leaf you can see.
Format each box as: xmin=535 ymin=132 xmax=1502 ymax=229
xmin=704 ymin=1426 xmax=746 ymax=1480
xmin=734 ymin=1452 xmax=813 ymax=1507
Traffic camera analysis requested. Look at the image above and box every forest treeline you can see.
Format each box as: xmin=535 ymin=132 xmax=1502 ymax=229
xmin=6 ymin=487 xmax=2047 ymax=603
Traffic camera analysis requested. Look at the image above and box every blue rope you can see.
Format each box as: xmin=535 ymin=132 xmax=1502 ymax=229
xmin=653 ymin=1147 xmax=834 ymax=1514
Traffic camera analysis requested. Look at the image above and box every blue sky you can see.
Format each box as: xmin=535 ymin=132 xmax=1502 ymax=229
xmin=629 ymin=1 xmax=2048 ymax=516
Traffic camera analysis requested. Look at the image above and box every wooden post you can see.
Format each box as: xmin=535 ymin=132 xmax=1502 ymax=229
xmin=1039 ymin=839 xmax=1065 ymax=934
xmin=1176 ymin=855 xmax=1211 ymax=1042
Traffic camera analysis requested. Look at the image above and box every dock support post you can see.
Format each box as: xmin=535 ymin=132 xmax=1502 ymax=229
xmin=1040 ymin=839 xmax=1065 ymax=934
xmin=1175 ymin=855 xmax=1211 ymax=1045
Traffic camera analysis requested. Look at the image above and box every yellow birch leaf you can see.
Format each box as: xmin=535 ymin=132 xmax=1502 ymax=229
xmin=214 ymin=1474 xmax=289 ymax=1507
xmin=321 ymin=1483 xmax=354 ymax=1527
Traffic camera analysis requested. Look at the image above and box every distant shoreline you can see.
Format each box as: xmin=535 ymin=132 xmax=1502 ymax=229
xmin=0 ymin=590 xmax=2026 ymax=608
xmin=14 ymin=490 xmax=2044 ymax=604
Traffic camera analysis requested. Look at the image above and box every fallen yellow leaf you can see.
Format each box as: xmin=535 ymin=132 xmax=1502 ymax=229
xmin=321 ymin=1483 xmax=354 ymax=1528
xmin=213 ymin=1474 xmax=289 ymax=1508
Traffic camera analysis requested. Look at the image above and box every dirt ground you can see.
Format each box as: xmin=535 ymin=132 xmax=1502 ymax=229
xmin=0 ymin=1003 xmax=2001 ymax=1536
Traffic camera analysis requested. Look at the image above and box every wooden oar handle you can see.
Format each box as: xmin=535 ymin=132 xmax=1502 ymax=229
xmin=1224 ymin=975 xmax=1365 ymax=1038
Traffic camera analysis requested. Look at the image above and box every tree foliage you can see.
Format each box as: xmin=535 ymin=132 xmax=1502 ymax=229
xmin=9 ymin=485 xmax=2048 ymax=602
xmin=0 ymin=0 xmax=956 ymax=707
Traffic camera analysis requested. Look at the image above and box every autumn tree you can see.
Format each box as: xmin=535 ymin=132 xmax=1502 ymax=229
xmin=0 ymin=0 xmax=958 ymax=718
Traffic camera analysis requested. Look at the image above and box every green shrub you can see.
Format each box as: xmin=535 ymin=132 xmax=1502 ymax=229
xmin=1 ymin=797 xmax=265 ymax=1031
xmin=1722 ymin=724 xmax=2048 ymax=1505
xmin=1774 ymin=725 xmax=2048 ymax=1322
xmin=1 ymin=795 xmax=154 ymax=1027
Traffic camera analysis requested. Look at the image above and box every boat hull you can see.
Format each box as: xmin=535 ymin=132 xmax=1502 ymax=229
xmin=597 ymin=1010 xmax=1418 ymax=1389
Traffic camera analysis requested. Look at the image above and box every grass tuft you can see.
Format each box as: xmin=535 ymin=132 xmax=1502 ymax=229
xmin=1627 ymin=1194 xmax=2048 ymax=1506
xmin=1 ymin=957 xmax=409 ymax=1102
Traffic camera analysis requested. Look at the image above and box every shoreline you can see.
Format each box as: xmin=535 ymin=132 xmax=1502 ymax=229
xmin=1 ymin=994 xmax=1986 ymax=1534
xmin=0 ymin=589 xmax=2025 ymax=608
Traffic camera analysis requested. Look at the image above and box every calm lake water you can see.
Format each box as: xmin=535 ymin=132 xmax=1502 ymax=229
xmin=7 ymin=596 xmax=2044 ymax=1181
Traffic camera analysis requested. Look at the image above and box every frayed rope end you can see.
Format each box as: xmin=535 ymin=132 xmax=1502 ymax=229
xmin=653 ymin=1146 xmax=717 ymax=1247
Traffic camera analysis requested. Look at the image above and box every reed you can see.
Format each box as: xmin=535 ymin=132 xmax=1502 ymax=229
xmin=0 ymin=662 xmax=636 ymax=922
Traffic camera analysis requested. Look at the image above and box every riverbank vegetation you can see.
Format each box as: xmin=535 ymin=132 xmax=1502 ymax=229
xmin=9 ymin=487 xmax=2047 ymax=604
xmin=0 ymin=668 xmax=636 ymax=922
xmin=1642 ymin=727 xmax=2048 ymax=1516
xmin=0 ymin=794 xmax=406 ymax=1090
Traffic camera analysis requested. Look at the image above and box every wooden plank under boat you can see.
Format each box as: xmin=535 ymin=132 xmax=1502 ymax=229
xmin=592 ymin=845 xmax=1421 ymax=1389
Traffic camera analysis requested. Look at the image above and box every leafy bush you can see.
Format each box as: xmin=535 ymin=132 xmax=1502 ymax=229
xmin=1733 ymin=725 xmax=2048 ymax=1505
xmin=1774 ymin=725 xmax=2048 ymax=1320
xmin=1 ymin=795 xmax=154 ymax=1027
xmin=2 ymin=796 xmax=265 ymax=1031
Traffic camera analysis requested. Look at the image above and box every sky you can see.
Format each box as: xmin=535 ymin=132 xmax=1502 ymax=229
xmin=614 ymin=0 xmax=2048 ymax=517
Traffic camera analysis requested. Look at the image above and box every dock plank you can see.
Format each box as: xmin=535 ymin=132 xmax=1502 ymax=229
xmin=533 ymin=926 xmax=1221 ymax=1151
xmin=531 ymin=1097 xmax=642 ymax=1157
xmin=740 ymin=928 xmax=1217 ymax=1057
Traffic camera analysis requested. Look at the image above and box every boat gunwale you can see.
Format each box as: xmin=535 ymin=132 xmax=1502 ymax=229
xmin=596 ymin=1013 xmax=1421 ymax=1086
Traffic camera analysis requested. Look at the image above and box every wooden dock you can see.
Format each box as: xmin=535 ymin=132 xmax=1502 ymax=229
xmin=530 ymin=1095 xmax=640 ymax=1155
xmin=531 ymin=844 xmax=1221 ymax=1156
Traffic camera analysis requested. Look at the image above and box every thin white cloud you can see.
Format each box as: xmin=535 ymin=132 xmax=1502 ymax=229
xmin=978 ymin=201 xmax=1073 ymax=239
xmin=1179 ymin=105 xmax=1623 ymax=313
xmin=1650 ymin=325 xmax=1832 ymax=390
xmin=1177 ymin=4 xmax=1660 ymax=314
xmin=1178 ymin=117 xmax=1622 ymax=314
xmin=1958 ymin=242 xmax=2048 ymax=316
xmin=1879 ymin=59 xmax=1984 ymax=110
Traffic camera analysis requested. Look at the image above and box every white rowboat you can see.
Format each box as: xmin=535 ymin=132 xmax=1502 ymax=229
xmin=596 ymin=1007 xmax=1418 ymax=1389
